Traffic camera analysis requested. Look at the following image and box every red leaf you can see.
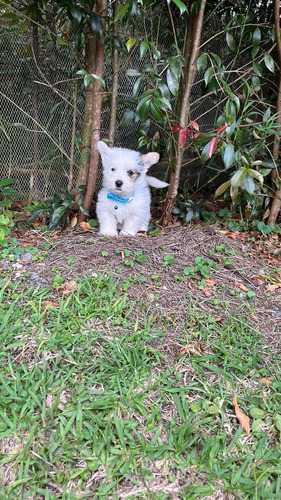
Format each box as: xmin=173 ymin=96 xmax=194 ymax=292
xmin=171 ymin=124 xmax=200 ymax=148
xmin=179 ymin=128 xmax=188 ymax=147
xmin=190 ymin=120 xmax=199 ymax=131
xmin=208 ymin=137 xmax=217 ymax=157
xmin=171 ymin=126 xmax=184 ymax=132
xmin=217 ymin=124 xmax=228 ymax=135
xmin=171 ymin=126 xmax=187 ymax=147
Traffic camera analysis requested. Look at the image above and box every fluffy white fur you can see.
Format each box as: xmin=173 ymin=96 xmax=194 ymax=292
xmin=96 ymin=141 xmax=168 ymax=236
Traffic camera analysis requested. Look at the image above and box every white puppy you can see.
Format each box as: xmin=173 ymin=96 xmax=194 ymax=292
xmin=96 ymin=141 xmax=168 ymax=236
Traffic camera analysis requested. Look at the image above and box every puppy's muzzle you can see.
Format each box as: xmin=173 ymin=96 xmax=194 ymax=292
xmin=115 ymin=180 xmax=123 ymax=188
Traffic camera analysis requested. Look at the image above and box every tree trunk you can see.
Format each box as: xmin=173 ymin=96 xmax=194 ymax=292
xmin=161 ymin=0 xmax=206 ymax=225
xmin=80 ymin=0 xmax=107 ymax=219
xmin=267 ymin=0 xmax=281 ymax=224
xmin=75 ymin=32 xmax=97 ymax=190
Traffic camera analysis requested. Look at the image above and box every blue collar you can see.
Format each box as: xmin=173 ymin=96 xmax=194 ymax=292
xmin=107 ymin=192 xmax=135 ymax=205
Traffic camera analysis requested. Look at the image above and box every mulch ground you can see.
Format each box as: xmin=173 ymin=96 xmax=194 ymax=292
xmin=4 ymin=224 xmax=281 ymax=352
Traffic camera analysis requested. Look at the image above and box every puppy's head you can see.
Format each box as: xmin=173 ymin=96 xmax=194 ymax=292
xmin=97 ymin=141 xmax=159 ymax=195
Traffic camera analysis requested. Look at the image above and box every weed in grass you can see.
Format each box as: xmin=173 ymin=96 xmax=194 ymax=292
xmin=183 ymin=256 xmax=218 ymax=280
xmin=163 ymin=254 xmax=175 ymax=267
xmin=53 ymin=274 xmax=64 ymax=287
xmin=135 ymin=250 xmax=147 ymax=263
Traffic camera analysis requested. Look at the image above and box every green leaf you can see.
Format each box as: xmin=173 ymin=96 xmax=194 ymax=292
xmin=210 ymin=52 xmax=222 ymax=67
xmin=208 ymin=77 xmax=219 ymax=94
xmin=136 ymin=95 xmax=151 ymax=120
xmin=223 ymin=143 xmax=235 ymax=169
xmin=167 ymin=68 xmax=179 ymax=96
xmin=243 ymin=175 xmax=255 ymax=195
xmin=89 ymin=12 xmax=103 ymax=37
xmin=126 ymin=38 xmax=136 ymax=52
xmin=215 ymin=180 xmax=231 ymax=197
xmin=231 ymin=169 xmax=246 ymax=189
xmin=0 ymin=178 xmax=15 ymax=187
xmin=79 ymin=205 xmax=90 ymax=216
xmin=69 ymin=6 xmax=82 ymax=24
xmin=169 ymin=0 xmax=188 ymax=15
xmin=248 ymin=168 xmax=263 ymax=185
xmin=197 ymin=53 xmax=208 ymax=72
xmin=221 ymin=80 xmax=240 ymax=111
xmin=157 ymin=81 xmax=170 ymax=100
xmin=252 ymin=75 xmax=261 ymax=91
xmin=168 ymin=55 xmax=184 ymax=76
xmin=119 ymin=108 xmax=135 ymax=128
xmin=76 ymin=69 xmax=87 ymax=76
xmin=113 ymin=35 xmax=122 ymax=50
xmin=140 ymin=40 xmax=149 ymax=59
xmin=150 ymin=101 xmax=164 ymax=121
xmin=225 ymin=100 xmax=236 ymax=124
xmin=204 ymin=67 xmax=213 ymax=87
xmin=252 ymin=27 xmax=261 ymax=46
xmin=226 ymin=32 xmax=236 ymax=51
xmin=49 ymin=206 xmax=67 ymax=230
xmin=154 ymin=97 xmax=172 ymax=112
xmin=253 ymin=61 xmax=262 ymax=77
xmin=1 ymin=187 xmax=17 ymax=196
xmin=264 ymin=53 xmax=275 ymax=73
xmin=141 ymin=64 xmax=154 ymax=73
xmin=242 ymin=81 xmax=250 ymax=99
xmin=263 ymin=106 xmax=271 ymax=123
xmin=133 ymin=77 xmax=143 ymax=96
xmin=184 ymin=209 xmax=193 ymax=222
xmin=115 ymin=3 xmax=129 ymax=21
xmin=250 ymin=407 xmax=265 ymax=419
xmin=261 ymin=160 xmax=278 ymax=169
xmin=251 ymin=45 xmax=259 ymax=58
xmin=83 ymin=74 xmax=91 ymax=88
xmin=200 ymin=141 xmax=211 ymax=162
xmin=230 ymin=186 xmax=238 ymax=201
xmin=91 ymin=73 xmax=105 ymax=88
xmin=150 ymin=41 xmax=161 ymax=59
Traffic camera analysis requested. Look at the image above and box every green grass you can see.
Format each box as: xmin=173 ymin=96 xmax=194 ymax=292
xmin=0 ymin=271 xmax=281 ymax=499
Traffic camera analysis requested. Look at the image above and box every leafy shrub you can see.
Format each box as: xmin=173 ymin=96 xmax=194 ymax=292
xmin=27 ymin=186 xmax=89 ymax=230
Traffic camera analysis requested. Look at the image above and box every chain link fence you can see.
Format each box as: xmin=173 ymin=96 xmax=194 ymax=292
xmin=0 ymin=6 xmax=222 ymax=200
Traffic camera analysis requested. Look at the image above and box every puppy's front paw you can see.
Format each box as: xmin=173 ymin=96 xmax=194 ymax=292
xmin=119 ymin=229 xmax=137 ymax=236
xmin=99 ymin=229 xmax=118 ymax=236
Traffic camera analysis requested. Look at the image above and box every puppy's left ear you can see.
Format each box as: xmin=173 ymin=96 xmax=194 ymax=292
xmin=97 ymin=140 xmax=111 ymax=158
xmin=141 ymin=152 xmax=160 ymax=172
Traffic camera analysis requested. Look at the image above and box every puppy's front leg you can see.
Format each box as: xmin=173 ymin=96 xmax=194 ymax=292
xmin=98 ymin=211 xmax=118 ymax=236
xmin=119 ymin=215 xmax=145 ymax=236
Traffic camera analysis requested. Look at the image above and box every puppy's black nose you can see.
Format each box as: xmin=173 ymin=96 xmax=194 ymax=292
xmin=115 ymin=180 xmax=123 ymax=188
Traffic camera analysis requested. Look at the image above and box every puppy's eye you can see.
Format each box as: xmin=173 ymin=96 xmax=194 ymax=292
xmin=111 ymin=168 xmax=115 ymax=172
xmin=127 ymin=170 xmax=134 ymax=177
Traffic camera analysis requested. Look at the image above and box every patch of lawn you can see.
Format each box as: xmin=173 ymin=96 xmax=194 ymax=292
xmin=0 ymin=271 xmax=281 ymax=499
